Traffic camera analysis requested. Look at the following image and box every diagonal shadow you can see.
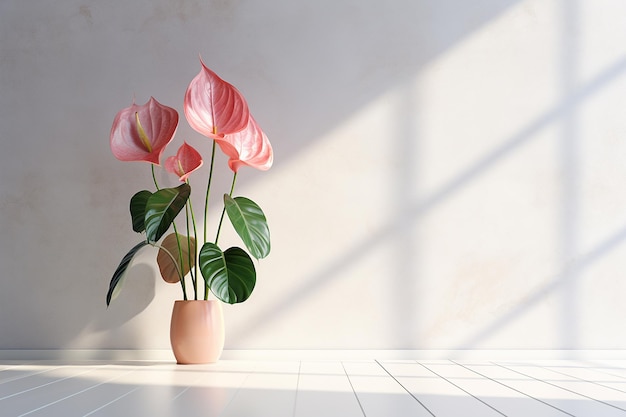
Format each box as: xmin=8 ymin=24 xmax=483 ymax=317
xmin=232 ymin=54 xmax=626 ymax=346
xmin=455 ymin=224 xmax=626 ymax=350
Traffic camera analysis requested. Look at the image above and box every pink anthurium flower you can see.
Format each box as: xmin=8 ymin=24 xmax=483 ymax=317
xmin=165 ymin=142 xmax=204 ymax=182
xmin=110 ymin=97 xmax=179 ymax=165
xmin=217 ymin=115 xmax=273 ymax=172
xmin=107 ymin=59 xmax=276 ymax=313
xmin=184 ymin=58 xmax=250 ymax=139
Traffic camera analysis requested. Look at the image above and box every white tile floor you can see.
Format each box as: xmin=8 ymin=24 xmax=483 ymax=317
xmin=1 ymin=359 xmax=625 ymax=416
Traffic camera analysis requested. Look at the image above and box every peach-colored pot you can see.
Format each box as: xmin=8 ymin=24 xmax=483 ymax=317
xmin=170 ymin=300 xmax=225 ymax=364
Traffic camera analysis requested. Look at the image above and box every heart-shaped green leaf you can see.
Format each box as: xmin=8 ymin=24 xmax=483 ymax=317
xmin=130 ymin=190 xmax=151 ymax=233
xmin=224 ymin=195 xmax=270 ymax=259
xmin=106 ymin=241 xmax=149 ymax=306
xmin=199 ymin=243 xmax=256 ymax=304
xmin=156 ymin=233 xmax=196 ymax=283
xmin=144 ymin=183 xmax=190 ymax=243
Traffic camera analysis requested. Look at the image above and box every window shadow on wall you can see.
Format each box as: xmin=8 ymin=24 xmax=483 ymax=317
xmin=230 ymin=1 xmax=626 ymax=349
xmin=11 ymin=0 xmax=623 ymax=350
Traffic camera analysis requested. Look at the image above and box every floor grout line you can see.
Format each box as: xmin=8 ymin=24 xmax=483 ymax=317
xmin=81 ymin=386 xmax=142 ymax=417
xmin=375 ymin=360 xmax=436 ymax=417
xmin=291 ymin=361 xmax=301 ymax=417
xmin=451 ymin=360 xmax=575 ymax=417
xmin=17 ymin=366 xmax=139 ymax=417
xmin=2 ymin=359 xmax=626 ymax=417
xmin=340 ymin=361 xmax=366 ymax=417
xmin=579 ymin=361 xmax=626 ymax=382
xmin=416 ymin=361 xmax=507 ymax=417
xmin=0 ymin=365 xmax=64 ymax=386
xmin=0 ymin=366 xmax=98 ymax=401
xmin=216 ymin=371 xmax=251 ymax=417
xmin=493 ymin=361 xmax=626 ymax=413
xmin=532 ymin=362 xmax=626 ymax=395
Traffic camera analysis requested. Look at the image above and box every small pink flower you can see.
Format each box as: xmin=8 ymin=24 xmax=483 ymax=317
xmin=216 ymin=115 xmax=273 ymax=172
xmin=165 ymin=142 xmax=204 ymax=182
xmin=110 ymin=97 xmax=179 ymax=165
xmin=184 ymin=58 xmax=250 ymax=139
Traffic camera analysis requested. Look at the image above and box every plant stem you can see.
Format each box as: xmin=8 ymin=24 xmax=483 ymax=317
xmin=171 ymin=223 xmax=187 ymax=299
xmin=185 ymin=202 xmax=197 ymax=300
xmin=187 ymin=194 xmax=200 ymax=298
xmin=151 ymin=164 xmax=187 ymax=300
xmin=203 ymin=140 xmax=217 ymax=299
xmin=215 ymin=171 xmax=238 ymax=245
xmin=203 ymin=140 xmax=217 ymax=243
xmin=151 ymin=164 xmax=159 ymax=190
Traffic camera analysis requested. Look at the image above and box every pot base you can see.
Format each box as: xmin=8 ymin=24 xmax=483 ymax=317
xmin=170 ymin=300 xmax=225 ymax=364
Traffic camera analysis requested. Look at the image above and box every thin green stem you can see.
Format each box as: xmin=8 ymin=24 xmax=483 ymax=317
xmin=185 ymin=202 xmax=197 ymax=300
xmin=203 ymin=140 xmax=217 ymax=299
xmin=151 ymin=164 xmax=159 ymax=190
xmin=204 ymin=141 xmax=217 ymax=243
xmin=187 ymin=194 xmax=200 ymax=298
xmin=171 ymin=223 xmax=187 ymax=300
xmin=150 ymin=164 xmax=187 ymax=300
xmin=215 ymin=171 xmax=238 ymax=245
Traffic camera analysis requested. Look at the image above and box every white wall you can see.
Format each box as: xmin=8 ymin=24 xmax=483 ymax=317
xmin=1 ymin=0 xmax=626 ymax=351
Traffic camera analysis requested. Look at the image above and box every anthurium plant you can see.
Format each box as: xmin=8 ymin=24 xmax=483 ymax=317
xmin=106 ymin=58 xmax=272 ymax=306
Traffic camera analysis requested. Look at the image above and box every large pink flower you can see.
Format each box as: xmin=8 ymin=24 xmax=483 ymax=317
xmin=110 ymin=97 xmax=179 ymax=165
xmin=165 ymin=142 xmax=203 ymax=182
xmin=217 ymin=115 xmax=273 ymax=172
xmin=184 ymin=58 xmax=250 ymax=139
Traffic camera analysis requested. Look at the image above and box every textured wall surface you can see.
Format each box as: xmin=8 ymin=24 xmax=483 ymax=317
xmin=1 ymin=0 xmax=626 ymax=350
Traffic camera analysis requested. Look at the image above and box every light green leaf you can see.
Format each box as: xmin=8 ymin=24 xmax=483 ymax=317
xmin=224 ymin=195 xmax=270 ymax=259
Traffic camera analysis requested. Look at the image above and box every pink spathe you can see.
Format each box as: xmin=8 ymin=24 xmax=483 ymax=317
xmin=219 ymin=115 xmax=273 ymax=172
xmin=184 ymin=58 xmax=250 ymax=140
xmin=164 ymin=141 xmax=204 ymax=182
xmin=184 ymin=58 xmax=273 ymax=172
xmin=110 ymin=97 xmax=179 ymax=165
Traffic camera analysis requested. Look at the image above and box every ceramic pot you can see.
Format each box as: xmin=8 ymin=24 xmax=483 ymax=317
xmin=170 ymin=300 xmax=225 ymax=364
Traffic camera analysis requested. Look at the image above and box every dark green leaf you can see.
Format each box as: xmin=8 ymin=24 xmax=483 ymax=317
xmin=224 ymin=195 xmax=271 ymax=259
xmin=106 ymin=241 xmax=149 ymax=306
xmin=145 ymin=183 xmax=190 ymax=243
xmin=130 ymin=190 xmax=152 ymax=233
xmin=199 ymin=243 xmax=256 ymax=304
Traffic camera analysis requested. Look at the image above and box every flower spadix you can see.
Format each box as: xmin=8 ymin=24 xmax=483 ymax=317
xmin=110 ymin=97 xmax=179 ymax=164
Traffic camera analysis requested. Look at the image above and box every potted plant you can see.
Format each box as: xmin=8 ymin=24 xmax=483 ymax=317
xmin=106 ymin=58 xmax=273 ymax=364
